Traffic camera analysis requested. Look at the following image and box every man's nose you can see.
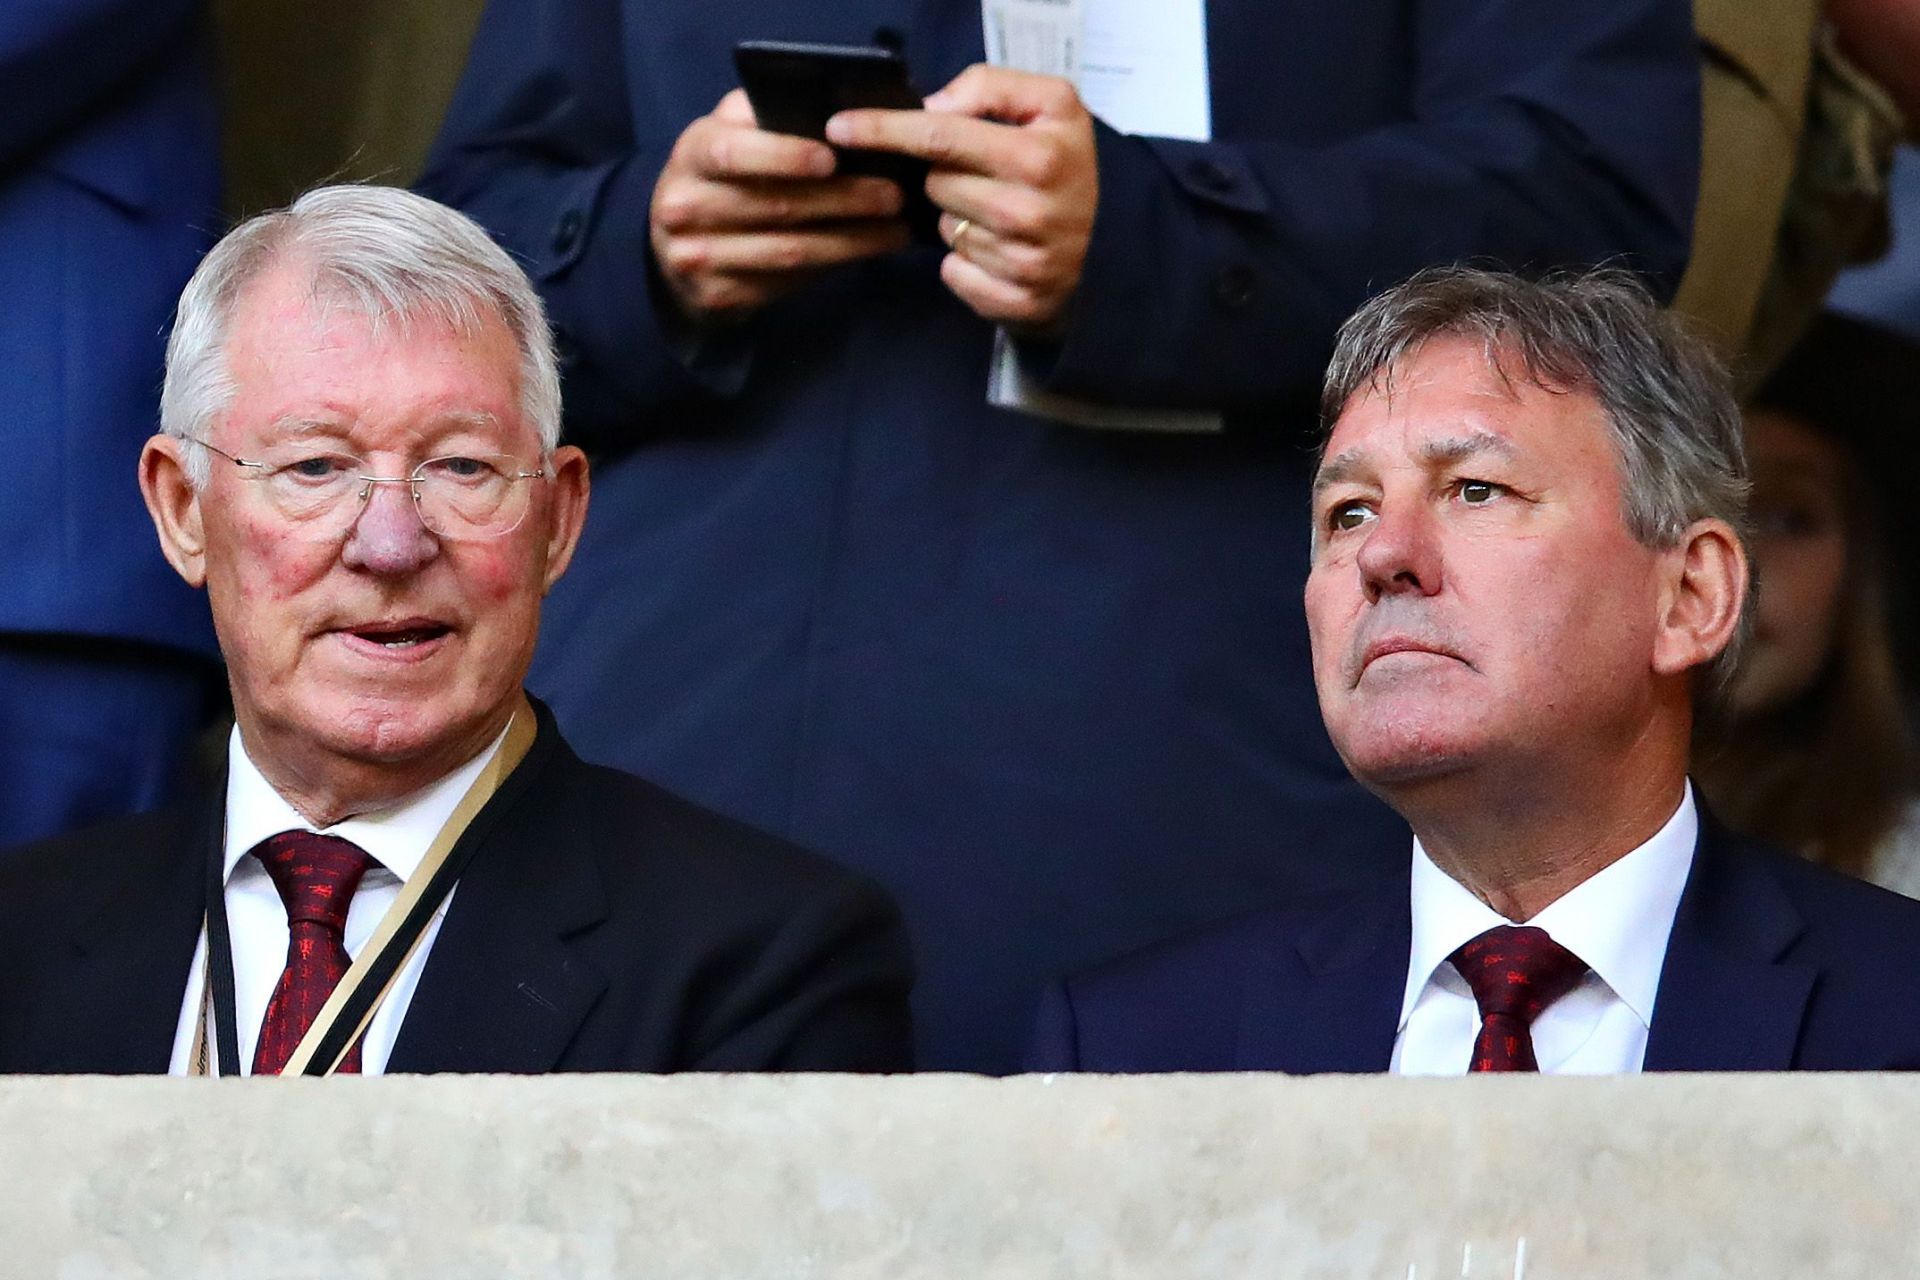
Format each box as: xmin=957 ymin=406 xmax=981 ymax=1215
xmin=1353 ymin=501 xmax=1441 ymax=600
xmin=339 ymin=479 xmax=440 ymax=575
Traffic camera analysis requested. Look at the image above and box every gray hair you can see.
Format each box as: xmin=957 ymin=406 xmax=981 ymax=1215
xmin=1320 ymin=265 xmax=1753 ymax=697
xmin=161 ymin=184 xmax=560 ymax=486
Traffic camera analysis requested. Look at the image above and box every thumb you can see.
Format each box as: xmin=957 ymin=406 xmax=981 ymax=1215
xmin=714 ymin=88 xmax=758 ymax=126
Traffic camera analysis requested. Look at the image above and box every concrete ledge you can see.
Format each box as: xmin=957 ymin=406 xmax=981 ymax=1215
xmin=7 ymin=1073 xmax=1915 ymax=1277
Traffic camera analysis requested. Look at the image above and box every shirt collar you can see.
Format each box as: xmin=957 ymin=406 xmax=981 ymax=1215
xmin=1398 ymin=782 xmax=1699 ymax=1032
xmin=223 ymin=722 xmax=511 ymax=885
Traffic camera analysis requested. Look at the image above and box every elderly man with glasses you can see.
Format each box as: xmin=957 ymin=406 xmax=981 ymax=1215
xmin=0 ymin=185 xmax=913 ymax=1077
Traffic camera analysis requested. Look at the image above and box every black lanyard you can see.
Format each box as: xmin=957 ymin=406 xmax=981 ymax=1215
xmin=203 ymin=818 xmax=244 ymax=1077
xmin=199 ymin=701 xmax=547 ymax=1075
xmin=202 ymin=806 xmax=493 ymax=1077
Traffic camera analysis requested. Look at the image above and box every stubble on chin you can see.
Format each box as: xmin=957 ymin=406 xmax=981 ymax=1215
xmin=1327 ymin=689 xmax=1484 ymax=796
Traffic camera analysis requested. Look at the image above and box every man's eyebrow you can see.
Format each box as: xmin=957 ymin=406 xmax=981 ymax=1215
xmin=264 ymin=414 xmax=352 ymax=440
xmin=1419 ymin=430 xmax=1515 ymax=466
xmin=430 ymin=409 xmax=502 ymax=433
xmin=414 ymin=410 xmax=512 ymax=449
xmin=1312 ymin=429 xmax=1517 ymax=496
xmin=1312 ymin=449 xmax=1366 ymax=496
xmin=261 ymin=410 xmax=506 ymax=444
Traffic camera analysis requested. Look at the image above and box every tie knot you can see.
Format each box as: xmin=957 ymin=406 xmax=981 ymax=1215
xmin=251 ymin=831 xmax=372 ymax=934
xmin=1448 ymin=924 xmax=1589 ymax=1025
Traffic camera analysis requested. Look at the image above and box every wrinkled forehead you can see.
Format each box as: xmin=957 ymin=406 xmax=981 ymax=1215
xmin=229 ymin=248 xmax=506 ymax=339
xmin=1325 ymin=328 xmax=1590 ymax=423
xmin=1314 ymin=336 xmax=1605 ymax=487
xmin=221 ymin=271 xmax=532 ymax=454
xmin=225 ymin=265 xmax=515 ymax=369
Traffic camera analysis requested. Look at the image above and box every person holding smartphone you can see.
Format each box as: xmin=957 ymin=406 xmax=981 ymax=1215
xmin=418 ymin=0 xmax=1701 ymax=1073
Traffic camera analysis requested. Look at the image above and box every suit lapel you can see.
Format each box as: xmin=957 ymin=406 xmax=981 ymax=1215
xmin=1236 ymin=880 xmax=1408 ymax=1073
xmin=387 ymin=709 xmax=610 ymax=1073
xmin=59 ymin=794 xmax=216 ymax=1073
xmin=1643 ymin=820 xmax=1815 ymax=1071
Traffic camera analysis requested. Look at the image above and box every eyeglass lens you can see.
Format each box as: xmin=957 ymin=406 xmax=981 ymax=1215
xmin=250 ymin=453 xmax=539 ymax=540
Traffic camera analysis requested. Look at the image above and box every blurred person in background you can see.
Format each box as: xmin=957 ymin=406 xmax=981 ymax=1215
xmin=1726 ymin=0 xmax=1920 ymax=380
xmin=0 ymin=3 xmax=223 ymax=849
xmin=1827 ymin=0 xmax=1920 ymax=128
xmin=418 ymin=0 xmax=1701 ymax=1072
xmin=1695 ymin=313 xmax=1920 ymax=895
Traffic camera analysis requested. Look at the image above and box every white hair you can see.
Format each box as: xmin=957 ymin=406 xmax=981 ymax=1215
xmin=161 ymin=184 xmax=561 ymax=486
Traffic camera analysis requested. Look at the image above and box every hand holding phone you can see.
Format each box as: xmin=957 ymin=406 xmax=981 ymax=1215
xmin=648 ymin=85 xmax=912 ymax=323
xmin=733 ymin=41 xmax=943 ymax=243
xmin=821 ymin=63 xmax=1100 ymax=335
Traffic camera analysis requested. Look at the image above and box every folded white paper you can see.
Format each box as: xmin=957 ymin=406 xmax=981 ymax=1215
xmin=981 ymin=0 xmax=1222 ymax=432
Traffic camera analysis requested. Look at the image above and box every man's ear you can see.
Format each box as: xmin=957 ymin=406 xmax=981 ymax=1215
xmin=1651 ymin=517 xmax=1748 ymax=678
xmin=139 ymin=435 xmax=209 ymax=589
xmin=539 ymin=444 xmax=591 ymax=592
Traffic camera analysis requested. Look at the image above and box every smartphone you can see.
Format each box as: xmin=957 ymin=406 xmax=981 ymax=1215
xmin=733 ymin=40 xmax=940 ymax=242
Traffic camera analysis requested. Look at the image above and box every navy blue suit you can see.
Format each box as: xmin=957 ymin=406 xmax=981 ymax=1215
xmin=419 ymin=0 xmax=1700 ymax=1071
xmin=1028 ymin=823 xmax=1920 ymax=1073
xmin=0 ymin=3 xmax=222 ymax=848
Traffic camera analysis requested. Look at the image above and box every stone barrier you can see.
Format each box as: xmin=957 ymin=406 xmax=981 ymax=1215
xmin=4 ymin=1072 xmax=1912 ymax=1277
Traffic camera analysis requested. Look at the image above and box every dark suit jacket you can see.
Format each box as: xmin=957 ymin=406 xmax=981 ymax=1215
xmin=418 ymin=0 xmax=1699 ymax=1071
xmin=2 ymin=1 xmax=220 ymax=655
xmin=1029 ymin=820 xmax=1920 ymax=1072
xmin=0 ymin=704 xmax=913 ymax=1074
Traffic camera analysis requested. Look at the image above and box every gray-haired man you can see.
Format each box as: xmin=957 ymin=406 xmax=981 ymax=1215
xmin=1031 ymin=266 xmax=1920 ymax=1076
xmin=0 ymin=185 xmax=912 ymax=1076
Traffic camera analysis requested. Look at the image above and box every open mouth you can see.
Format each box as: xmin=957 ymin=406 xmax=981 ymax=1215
xmin=343 ymin=621 xmax=453 ymax=650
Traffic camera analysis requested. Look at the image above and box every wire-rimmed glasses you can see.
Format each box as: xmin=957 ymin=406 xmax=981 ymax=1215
xmin=192 ymin=439 xmax=548 ymax=541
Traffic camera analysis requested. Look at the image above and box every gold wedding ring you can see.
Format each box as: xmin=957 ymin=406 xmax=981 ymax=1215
xmin=950 ymin=217 xmax=973 ymax=251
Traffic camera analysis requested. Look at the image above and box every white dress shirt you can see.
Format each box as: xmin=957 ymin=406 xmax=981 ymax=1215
xmin=1390 ymin=784 xmax=1698 ymax=1076
xmin=167 ymin=724 xmax=508 ymax=1075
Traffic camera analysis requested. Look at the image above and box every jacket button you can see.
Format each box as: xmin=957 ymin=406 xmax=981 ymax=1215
xmin=871 ymin=26 xmax=905 ymax=52
xmin=551 ymin=209 xmax=584 ymax=256
xmin=1188 ymin=158 xmax=1236 ymax=193
xmin=1214 ymin=264 xmax=1257 ymax=309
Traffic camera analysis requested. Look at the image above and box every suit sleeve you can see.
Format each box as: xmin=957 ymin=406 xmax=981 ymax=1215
xmin=0 ymin=0 xmax=203 ymax=170
xmin=1024 ymin=0 xmax=1702 ymax=412
xmin=416 ymin=0 xmax=734 ymax=457
xmin=685 ymin=875 xmax=917 ymax=1072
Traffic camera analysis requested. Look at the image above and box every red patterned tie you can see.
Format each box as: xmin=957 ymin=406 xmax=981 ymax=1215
xmin=251 ymin=831 xmax=373 ymax=1076
xmin=1448 ymin=925 xmax=1590 ymax=1073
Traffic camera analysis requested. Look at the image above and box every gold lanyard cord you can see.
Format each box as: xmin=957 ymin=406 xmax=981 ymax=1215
xmin=190 ymin=700 xmax=538 ymax=1077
